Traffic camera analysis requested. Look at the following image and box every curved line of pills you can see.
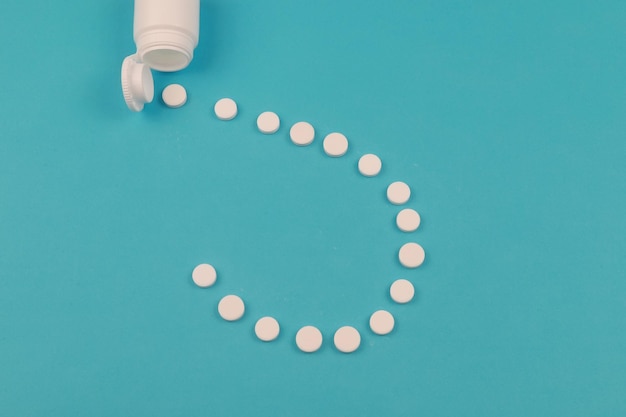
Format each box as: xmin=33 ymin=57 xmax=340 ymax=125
xmin=192 ymin=97 xmax=425 ymax=354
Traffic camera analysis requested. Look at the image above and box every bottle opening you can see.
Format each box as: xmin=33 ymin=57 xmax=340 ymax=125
xmin=142 ymin=48 xmax=191 ymax=72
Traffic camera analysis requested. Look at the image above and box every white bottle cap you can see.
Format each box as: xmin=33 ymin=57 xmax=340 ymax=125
xmin=121 ymin=55 xmax=154 ymax=112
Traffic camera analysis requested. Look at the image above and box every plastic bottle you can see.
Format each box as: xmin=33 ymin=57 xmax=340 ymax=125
xmin=121 ymin=0 xmax=200 ymax=111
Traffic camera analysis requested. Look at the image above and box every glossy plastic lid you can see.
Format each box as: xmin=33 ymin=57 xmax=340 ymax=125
xmin=121 ymin=55 xmax=154 ymax=112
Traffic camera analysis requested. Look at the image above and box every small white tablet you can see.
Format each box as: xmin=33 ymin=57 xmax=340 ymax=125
xmin=396 ymin=209 xmax=421 ymax=232
xmin=323 ymin=132 xmax=349 ymax=157
xmin=387 ymin=181 xmax=411 ymax=205
xmin=358 ymin=154 xmax=382 ymax=177
xmin=214 ymin=98 xmax=238 ymax=120
xmin=296 ymin=326 xmax=323 ymax=353
xmin=218 ymin=295 xmax=245 ymax=321
xmin=257 ymin=111 xmax=280 ymax=134
xmin=369 ymin=310 xmax=395 ymax=335
xmin=333 ymin=326 xmax=361 ymax=353
xmin=255 ymin=316 xmax=280 ymax=342
xmin=162 ymin=84 xmax=187 ymax=108
xmin=191 ymin=263 xmax=217 ymax=288
xmin=390 ymin=279 xmax=415 ymax=304
xmin=399 ymin=242 xmax=425 ymax=268
xmin=290 ymin=121 xmax=315 ymax=146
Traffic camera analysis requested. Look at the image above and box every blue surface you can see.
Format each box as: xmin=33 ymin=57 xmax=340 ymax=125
xmin=1 ymin=1 xmax=625 ymax=416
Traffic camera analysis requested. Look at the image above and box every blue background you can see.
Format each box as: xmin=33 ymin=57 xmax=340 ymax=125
xmin=1 ymin=0 xmax=625 ymax=416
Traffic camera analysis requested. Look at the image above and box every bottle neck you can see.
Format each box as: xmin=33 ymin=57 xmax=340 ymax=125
xmin=135 ymin=28 xmax=197 ymax=72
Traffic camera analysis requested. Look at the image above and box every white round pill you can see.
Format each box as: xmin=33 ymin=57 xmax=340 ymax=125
xmin=255 ymin=316 xmax=280 ymax=342
xmin=333 ymin=326 xmax=361 ymax=353
xmin=296 ymin=326 xmax=323 ymax=353
xmin=387 ymin=181 xmax=411 ymax=205
xmin=396 ymin=208 xmax=421 ymax=232
xmin=369 ymin=310 xmax=395 ymax=335
xmin=289 ymin=121 xmax=315 ymax=146
xmin=390 ymin=279 xmax=415 ymax=304
xmin=323 ymin=132 xmax=349 ymax=157
xmin=358 ymin=154 xmax=382 ymax=177
xmin=399 ymin=242 xmax=425 ymax=268
xmin=191 ymin=263 xmax=217 ymax=288
xmin=214 ymin=98 xmax=238 ymax=120
xmin=257 ymin=111 xmax=280 ymax=134
xmin=218 ymin=295 xmax=245 ymax=321
xmin=162 ymin=84 xmax=187 ymax=108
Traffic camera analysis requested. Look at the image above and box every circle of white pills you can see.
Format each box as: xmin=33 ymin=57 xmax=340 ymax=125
xmin=333 ymin=326 xmax=361 ymax=353
xmin=162 ymin=84 xmax=187 ymax=108
xmin=218 ymin=295 xmax=245 ymax=321
xmin=369 ymin=310 xmax=395 ymax=335
xmin=295 ymin=326 xmax=323 ymax=353
xmin=257 ymin=111 xmax=280 ymax=134
xmin=214 ymin=98 xmax=238 ymax=120
xmin=323 ymin=132 xmax=349 ymax=157
xmin=358 ymin=154 xmax=382 ymax=177
xmin=191 ymin=263 xmax=217 ymax=288
xmin=396 ymin=208 xmax=421 ymax=232
xmin=399 ymin=242 xmax=425 ymax=268
xmin=185 ymin=98 xmax=429 ymax=351
xmin=390 ymin=279 xmax=415 ymax=304
xmin=290 ymin=121 xmax=315 ymax=146
xmin=254 ymin=316 xmax=280 ymax=342
xmin=387 ymin=181 xmax=411 ymax=205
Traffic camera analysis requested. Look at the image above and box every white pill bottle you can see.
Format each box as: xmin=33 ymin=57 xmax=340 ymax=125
xmin=121 ymin=0 xmax=200 ymax=111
